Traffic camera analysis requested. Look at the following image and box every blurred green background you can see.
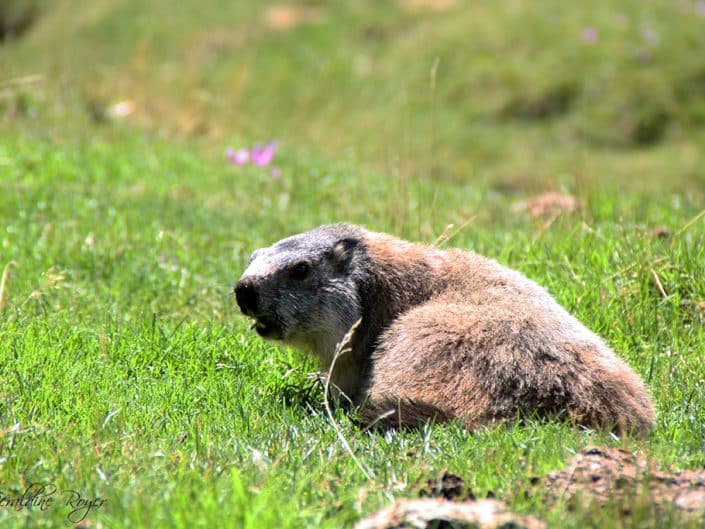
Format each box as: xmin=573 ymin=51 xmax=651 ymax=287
xmin=3 ymin=0 xmax=705 ymax=195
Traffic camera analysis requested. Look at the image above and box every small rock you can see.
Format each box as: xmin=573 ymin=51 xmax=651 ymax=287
xmin=108 ymin=100 xmax=136 ymax=119
xmin=653 ymin=226 xmax=671 ymax=238
xmin=512 ymin=192 xmax=578 ymax=219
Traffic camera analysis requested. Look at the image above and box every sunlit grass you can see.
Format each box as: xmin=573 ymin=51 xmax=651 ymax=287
xmin=1 ymin=0 xmax=704 ymax=527
xmin=1 ymin=132 xmax=703 ymax=527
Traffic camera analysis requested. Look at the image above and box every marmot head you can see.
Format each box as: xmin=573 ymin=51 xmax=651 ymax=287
xmin=235 ymin=224 xmax=366 ymax=357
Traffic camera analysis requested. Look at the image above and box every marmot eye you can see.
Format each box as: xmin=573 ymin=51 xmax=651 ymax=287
xmin=288 ymin=261 xmax=311 ymax=279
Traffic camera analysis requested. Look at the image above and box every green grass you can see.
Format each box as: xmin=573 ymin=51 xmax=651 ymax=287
xmin=1 ymin=1 xmax=705 ymax=527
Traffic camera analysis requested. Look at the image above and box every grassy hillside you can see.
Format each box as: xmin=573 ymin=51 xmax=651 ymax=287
xmin=4 ymin=0 xmax=705 ymax=190
xmin=1 ymin=1 xmax=704 ymax=527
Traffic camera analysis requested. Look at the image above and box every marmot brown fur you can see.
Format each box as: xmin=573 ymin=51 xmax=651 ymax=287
xmin=235 ymin=224 xmax=655 ymax=435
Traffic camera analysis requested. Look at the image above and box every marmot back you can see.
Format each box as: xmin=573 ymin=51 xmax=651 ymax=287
xmin=235 ymin=224 xmax=655 ymax=435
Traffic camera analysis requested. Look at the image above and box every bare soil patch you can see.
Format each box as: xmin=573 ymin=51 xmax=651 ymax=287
xmin=263 ymin=4 xmax=326 ymax=31
xmin=542 ymin=446 xmax=705 ymax=518
xmin=357 ymin=447 xmax=705 ymax=528
xmin=354 ymin=498 xmax=545 ymax=529
xmin=397 ymin=0 xmax=458 ymax=12
xmin=357 ymin=471 xmax=544 ymax=529
xmin=419 ymin=471 xmax=474 ymax=501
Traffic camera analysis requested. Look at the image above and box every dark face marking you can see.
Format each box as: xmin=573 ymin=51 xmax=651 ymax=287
xmin=235 ymin=226 xmax=364 ymax=354
xmin=285 ymin=260 xmax=312 ymax=280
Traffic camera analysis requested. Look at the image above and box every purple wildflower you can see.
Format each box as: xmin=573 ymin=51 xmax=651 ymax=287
xmin=226 ymin=147 xmax=250 ymax=165
xmin=251 ymin=143 xmax=277 ymax=167
xmin=696 ymin=1 xmax=705 ymax=17
xmin=579 ymin=26 xmax=598 ymax=45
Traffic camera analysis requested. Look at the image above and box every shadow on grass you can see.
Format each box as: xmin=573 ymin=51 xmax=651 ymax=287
xmin=0 ymin=1 xmax=39 ymax=41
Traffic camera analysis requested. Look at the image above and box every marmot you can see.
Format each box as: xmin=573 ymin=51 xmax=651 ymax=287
xmin=235 ymin=224 xmax=655 ymax=434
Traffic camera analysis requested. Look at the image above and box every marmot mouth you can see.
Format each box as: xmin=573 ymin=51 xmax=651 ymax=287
xmin=251 ymin=316 xmax=284 ymax=339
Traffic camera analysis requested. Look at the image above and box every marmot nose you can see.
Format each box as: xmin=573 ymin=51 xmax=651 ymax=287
xmin=235 ymin=278 xmax=259 ymax=315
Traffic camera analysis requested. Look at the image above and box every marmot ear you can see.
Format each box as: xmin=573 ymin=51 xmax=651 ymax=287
xmin=330 ymin=238 xmax=358 ymax=273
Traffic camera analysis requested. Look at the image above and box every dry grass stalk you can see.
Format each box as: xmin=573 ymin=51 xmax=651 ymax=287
xmin=323 ymin=318 xmax=374 ymax=481
xmin=0 ymin=261 xmax=18 ymax=312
